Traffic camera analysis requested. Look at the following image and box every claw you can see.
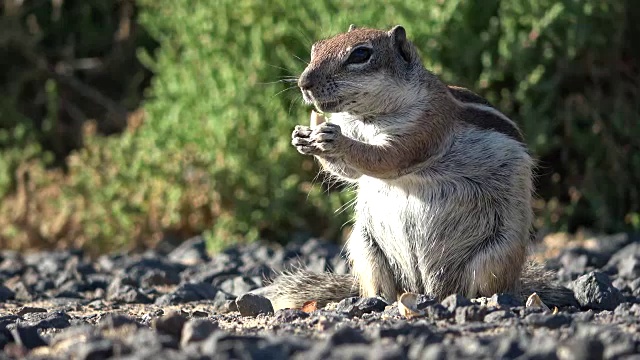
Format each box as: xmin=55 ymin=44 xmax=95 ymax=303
xmin=292 ymin=137 xmax=312 ymax=146
xmin=292 ymin=125 xmax=312 ymax=138
xmin=296 ymin=145 xmax=319 ymax=155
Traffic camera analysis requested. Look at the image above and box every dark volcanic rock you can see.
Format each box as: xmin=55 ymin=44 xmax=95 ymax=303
xmin=180 ymin=261 xmax=240 ymax=284
xmin=327 ymin=326 xmax=369 ymax=346
xmin=17 ymin=311 xmax=70 ymax=330
xmin=155 ymin=282 xmax=218 ymax=305
xmin=556 ymin=247 xmax=609 ymax=281
xmin=10 ymin=326 xmax=47 ymax=349
xmin=123 ymin=255 xmax=185 ymax=286
xmin=427 ymin=303 xmax=453 ymax=320
xmin=0 ymin=315 xmax=19 ymax=331
xmin=524 ymin=313 xmax=572 ymax=329
xmin=415 ymin=294 xmax=438 ymax=309
xmin=199 ymin=333 xmax=297 ymax=359
xmin=336 ymin=297 xmax=388 ymax=317
xmin=75 ymin=339 xmax=116 ymax=359
xmin=6 ymin=281 xmax=33 ymax=301
xmin=441 ymin=293 xmax=472 ymax=312
xmin=217 ymin=276 xmax=261 ymax=296
xmin=107 ymin=280 xmax=152 ymax=304
xmin=97 ymin=314 xmax=142 ymax=329
xmin=274 ymin=309 xmax=309 ymax=322
xmin=168 ymin=236 xmax=210 ymax=265
xmin=0 ymin=252 xmax=25 ymax=277
xmin=140 ymin=269 xmax=181 ymax=287
xmin=557 ymin=337 xmax=605 ymax=360
xmin=181 ymin=319 xmax=219 ymax=347
xmin=374 ymin=322 xmax=440 ymax=343
xmin=618 ymin=254 xmax=640 ymax=280
xmin=153 ymin=311 xmax=188 ymax=338
xmin=16 ymin=307 xmax=47 ymax=316
xmin=570 ymin=271 xmax=625 ymax=310
xmin=0 ymin=234 xmax=637 ymax=360
xmin=489 ymin=293 xmax=523 ymax=308
xmin=107 ymin=274 xmax=148 ymax=303
xmin=605 ymin=242 xmax=640 ymax=275
xmin=484 ymin=310 xmax=516 ymax=322
xmin=235 ymin=293 xmax=274 ymax=317
xmin=0 ymin=285 xmax=15 ymax=301
xmin=455 ymin=305 xmax=487 ymax=323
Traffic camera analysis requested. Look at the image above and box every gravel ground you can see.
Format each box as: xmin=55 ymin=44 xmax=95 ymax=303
xmin=0 ymin=233 xmax=639 ymax=359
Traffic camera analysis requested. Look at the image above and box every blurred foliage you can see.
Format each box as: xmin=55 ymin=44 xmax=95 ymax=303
xmin=0 ymin=0 xmax=638 ymax=253
xmin=0 ymin=0 xmax=157 ymax=252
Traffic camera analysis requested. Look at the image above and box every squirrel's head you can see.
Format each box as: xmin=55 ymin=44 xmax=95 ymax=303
xmin=298 ymin=25 xmax=423 ymax=115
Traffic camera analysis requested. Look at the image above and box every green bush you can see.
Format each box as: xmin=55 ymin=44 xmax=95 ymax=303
xmin=135 ymin=0 xmax=639 ymax=242
xmin=1 ymin=0 xmax=638 ymax=253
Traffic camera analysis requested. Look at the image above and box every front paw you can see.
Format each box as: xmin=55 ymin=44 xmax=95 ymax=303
xmin=310 ymin=122 xmax=346 ymax=155
xmin=291 ymin=123 xmax=346 ymax=156
xmin=291 ymin=125 xmax=319 ymax=155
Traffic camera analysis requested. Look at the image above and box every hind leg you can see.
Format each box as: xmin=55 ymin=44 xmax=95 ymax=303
xmin=346 ymin=223 xmax=398 ymax=302
xmin=464 ymin=237 xmax=527 ymax=298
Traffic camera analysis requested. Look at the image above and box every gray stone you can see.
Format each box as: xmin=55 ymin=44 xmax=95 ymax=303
xmin=235 ymin=293 xmax=274 ymax=317
xmin=618 ymin=255 xmax=640 ymax=279
xmin=17 ymin=311 xmax=70 ymax=330
xmin=153 ymin=311 xmax=188 ymax=338
xmin=455 ymin=305 xmax=487 ymax=323
xmin=10 ymin=326 xmax=47 ymax=349
xmin=327 ymin=326 xmax=369 ymax=346
xmin=16 ymin=307 xmax=47 ymax=316
xmin=180 ymin=319 xmax=219 ymax=347
xmin=489 ymin=293 xmax=523 ymax=308
xmin=0 ymin=285 xmax=15 ymax=301
xmin=483 ymin=310 xmax=515 ymax=322
xmin=524 ymin=313 xmax=572 ymax=329
xmin=218 ymin=276 xmax=260 ymax=296
xmin=274 ymin=309 xmax=309 ymax=322
xmin=167 ymin=236 xmax=210 ymax=265
xmin=155 ymin=282 xmax=218 ymax=305
xmin=415 ymin=294 xmax=438 ymax=309
xmin=570 ymin=271 xmax=625 ymax=310
xmin=336 ymin=297 xmax=387 ymax=317
xmin=441 ymin=293 xmax=472 ymax=312
xmin=557 ymin=338 xmax=604 ymax=360
xmin=427 ymin=304 xmax=452 ymax=320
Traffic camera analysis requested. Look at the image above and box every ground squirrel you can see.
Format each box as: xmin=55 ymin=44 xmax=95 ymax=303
xmin=256 ymin=25 xmax=576 ymax=310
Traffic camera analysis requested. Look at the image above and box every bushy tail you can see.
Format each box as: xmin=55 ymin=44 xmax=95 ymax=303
xmin=520 ymin=260 xmax=578 ymax=308
xmin=250 ymin=269 xmax=359 ymax=311
xmin=251 ymin=261 xmax=578 ymax=311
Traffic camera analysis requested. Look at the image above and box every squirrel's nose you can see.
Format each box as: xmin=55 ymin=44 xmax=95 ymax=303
xmin=298 ymin=73 xmax=314 ymax=90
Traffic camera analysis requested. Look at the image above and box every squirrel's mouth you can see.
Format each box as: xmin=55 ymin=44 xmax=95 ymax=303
xmin=314 ymin=99 xmax=341 ymax=113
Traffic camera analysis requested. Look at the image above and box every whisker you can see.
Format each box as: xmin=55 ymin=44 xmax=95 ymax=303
xmin=288 ymin=97 xmax=306 ymax=116
xmin=292 ymin=54 xmax=309 ymax=65
xmin=293 ymin=27 xmax=314 ymax=48
xmin=335 ymin=196 xmax=357 ymax=215
xmin=272 ymin=85 xmax=298 ymax=98
xmin=267 ymin=63 xmax=297 ymax=75
xmin=258 ymin=79 xmax=297 ymax=86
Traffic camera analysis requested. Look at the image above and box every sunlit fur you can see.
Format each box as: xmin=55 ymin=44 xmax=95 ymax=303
xmin=261 ymin=25 xmax=576 ymax=310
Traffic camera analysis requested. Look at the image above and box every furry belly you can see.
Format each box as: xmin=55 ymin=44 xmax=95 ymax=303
xmin=356 ymin=176 xmax=435 ymax=291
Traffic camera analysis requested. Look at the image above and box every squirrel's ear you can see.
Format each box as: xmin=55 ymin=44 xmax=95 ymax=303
xmin=348 ymin=24 xmax=357 ymax=32
xmin=388 ymin=25 xmax=413 ymax=63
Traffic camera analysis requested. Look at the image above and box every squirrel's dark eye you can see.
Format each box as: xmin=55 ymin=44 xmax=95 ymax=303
xmin=346 ymin=47 xmax=372 ymax=65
